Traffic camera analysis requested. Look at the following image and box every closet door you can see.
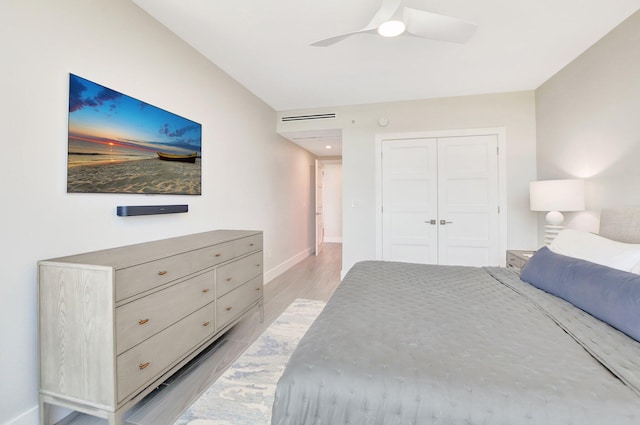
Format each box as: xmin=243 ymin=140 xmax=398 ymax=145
xmin=381 ymin=135 xmax=500 ymax=266
xmin=382 ymin=139 xmax=438 ymax=264
xmin=437 ymin=135 xmax=499 ymax=266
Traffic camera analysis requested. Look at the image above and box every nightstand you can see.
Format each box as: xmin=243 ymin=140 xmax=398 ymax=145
xmin=506 ymin=250 xmax=536 ymax=272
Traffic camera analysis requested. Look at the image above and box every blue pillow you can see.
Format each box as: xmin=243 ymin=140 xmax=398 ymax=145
xmin=520 ymin=246 xmax=640 ymax=342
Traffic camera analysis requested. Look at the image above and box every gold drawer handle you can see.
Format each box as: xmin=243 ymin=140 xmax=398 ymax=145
xmin=139 ymin=362 xmax=150 ymax=370
xmin=226 ymin=277 xmax=233 ymax=282
xmin=202 ymin=321 xmax=211 ymax=327
xmin=158 ymin=270 xmax=168 ymax=276
xmin=215 ymin=253 xmax=222 ymax=258
xmin=255 ymin=264 xmax=261 ymax=267
xmin=249 ymin=243 xmax=254 ymax=247
xmin=202 ymin=288 xmax=210 ymax=293
xmin=138 ymin=319 xmax=149 ymax=325
xmin=226 ymin=306 xmax=232 ymax=311
xmin=256 ymin=287 xmax=261 ymax=291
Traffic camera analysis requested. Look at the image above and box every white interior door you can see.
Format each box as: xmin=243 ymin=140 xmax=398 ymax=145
xmin=381 ymin=135 xmax=500 ymax=266
xmin=437 ymin=135 xmax=499 ymax=266
xmin=315 ymin=159 xmax=324 ymax=256
xmin=382 ymin=139 xmax=438 ymax=264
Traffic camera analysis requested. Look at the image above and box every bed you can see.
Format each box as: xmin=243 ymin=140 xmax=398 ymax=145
xmin=271 ymin=208 xmax=640 ymax=425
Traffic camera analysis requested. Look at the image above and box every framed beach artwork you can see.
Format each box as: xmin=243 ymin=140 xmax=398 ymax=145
xmin=67 ymin=74 xmax=202 ymax=195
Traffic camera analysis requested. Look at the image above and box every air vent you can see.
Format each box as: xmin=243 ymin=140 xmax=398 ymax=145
xmin=281 ymin=113 xmax=336 ymax=122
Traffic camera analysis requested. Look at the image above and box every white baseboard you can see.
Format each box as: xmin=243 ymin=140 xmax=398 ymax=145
xmin=4 ymin=406 xmax=37 ymax=425
xmin=4 ymin=405 xmax=72 ymax=425
xmin=324 ymin=236 xmax=342 ymax=243
xmin=264 ymin=247 xmax=313 ymax=284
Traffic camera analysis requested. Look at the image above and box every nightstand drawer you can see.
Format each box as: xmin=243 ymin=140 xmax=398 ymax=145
xmin=507 ymin=249 xmax=535 ymax=272
xmin=507 ymin=253 xmax=525 ymax=269
xmin=506 ymin=250 xmax=535 ymax=272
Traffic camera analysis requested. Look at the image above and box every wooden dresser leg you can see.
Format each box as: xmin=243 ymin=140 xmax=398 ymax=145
xmin=39 ymin=396 xmax=50 ymax=425
xmin=107 ymin=411 xmax=123 ymax=425
xmin=259 ymin=301 xmax=265 ymax=323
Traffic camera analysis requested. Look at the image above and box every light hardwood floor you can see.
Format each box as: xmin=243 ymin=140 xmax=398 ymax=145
xmin=116 ymin=243 xmax=343 ymax=425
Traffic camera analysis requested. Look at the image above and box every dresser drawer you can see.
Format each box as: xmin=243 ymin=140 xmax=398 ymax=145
xmin=116 ymin=270 xmax=215 ymax=355
xmin=116 ymin=304 xmax=214 ymax=402
xmin=116 ymin=253 xmax=191 ymax=301
xmin=216 ymin=251 xmax=263 ymax=297
xmin=190 ymin=241 xmax=235 ymax=272
xmin=234 ymin=234 xmax=263 ymax=257
xmin=216 ymin=276 xmax=263 ymax=329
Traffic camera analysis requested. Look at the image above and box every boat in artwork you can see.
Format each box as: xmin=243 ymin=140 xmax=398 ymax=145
xmin=156 ymin=151 xmax=198 ymax=163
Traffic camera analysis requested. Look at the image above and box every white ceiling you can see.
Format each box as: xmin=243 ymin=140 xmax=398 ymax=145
xmin=280 ymin=128 xmax=343 ymax=157
xmin=132 ymin=0 xmax=639 ymax=156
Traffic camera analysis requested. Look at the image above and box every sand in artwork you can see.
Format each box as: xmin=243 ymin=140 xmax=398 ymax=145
xmin=67 ymin=157 xmax=201 ymax=195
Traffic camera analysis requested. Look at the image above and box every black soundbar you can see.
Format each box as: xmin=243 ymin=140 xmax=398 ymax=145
xmin=116 ymin=205 xmax=189 ymax=216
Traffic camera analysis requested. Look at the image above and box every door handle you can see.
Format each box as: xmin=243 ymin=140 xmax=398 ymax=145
xmin=425 ymin=219 xmax=436 ymax=225
xmin=440 ymin=220 xmax=453 ymax=225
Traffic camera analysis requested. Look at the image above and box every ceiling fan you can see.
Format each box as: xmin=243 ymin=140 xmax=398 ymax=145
xmin=311 ymin=0 xmax=477 ymax=47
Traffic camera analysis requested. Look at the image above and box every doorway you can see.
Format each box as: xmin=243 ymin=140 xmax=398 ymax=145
xmin=315 ymin=159 xmax=343 ymax=255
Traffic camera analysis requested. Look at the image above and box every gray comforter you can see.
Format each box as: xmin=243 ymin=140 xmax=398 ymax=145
xmin=271 ymin=261 xmax=640 ymax=425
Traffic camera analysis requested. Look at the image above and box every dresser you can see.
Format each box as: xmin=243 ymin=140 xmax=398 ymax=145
xmin=38 ymin=230 xmax=263 ymax=425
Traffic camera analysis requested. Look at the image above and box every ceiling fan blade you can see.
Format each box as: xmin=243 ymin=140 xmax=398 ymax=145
xmin=364 ymin=0 xmax=403 ymax=29
xmin=403 ymin=7 xmax=477 ymax=43
xmin=310 ymin=29 xmax=377 ymax=47
xmin=310 ymin=0 xmax=402 ymax=47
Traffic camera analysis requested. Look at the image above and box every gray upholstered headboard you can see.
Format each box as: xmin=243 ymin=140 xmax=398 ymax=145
xmin=599 ymin=208 xmax=640 ymax=243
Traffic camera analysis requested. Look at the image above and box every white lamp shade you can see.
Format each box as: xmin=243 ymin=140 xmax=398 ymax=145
xmin=530 ymin=179 xmax=585 ymax=212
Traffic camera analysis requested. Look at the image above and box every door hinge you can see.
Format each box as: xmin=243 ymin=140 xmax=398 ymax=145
xmin=498 ymin=205 xmax=501 ymax=214
xmin=496 ymin=146 xmax=499 ymax=156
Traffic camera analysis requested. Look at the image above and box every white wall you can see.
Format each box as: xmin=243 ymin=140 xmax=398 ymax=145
xmin=536 ymin=10 xmax=640 ymax=238
xmin=321 ymin=160 xmax=343 ymax=243
xmin=280 ymin=91 xmax=538 ymax=275
xmin=0 ymin=1 xmax=316 ymax=424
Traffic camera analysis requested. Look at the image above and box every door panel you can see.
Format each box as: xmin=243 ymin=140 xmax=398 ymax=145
xmin=382 ymin=139 xmax=438 ymax=264
xmin=390 ymin=243 xmax=434 ymax=264
xmin=444 ymin=246 xmax=490 ymax=266
xmin=437 ymin=135 xmax=499 ymax=266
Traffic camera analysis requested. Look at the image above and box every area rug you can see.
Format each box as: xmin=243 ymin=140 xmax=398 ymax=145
xmin=173 ymin=298 xmax=326 ymax=425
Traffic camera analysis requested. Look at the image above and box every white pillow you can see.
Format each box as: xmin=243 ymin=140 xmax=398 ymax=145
xmin=549 ymin=228 xmax=640 ymax=274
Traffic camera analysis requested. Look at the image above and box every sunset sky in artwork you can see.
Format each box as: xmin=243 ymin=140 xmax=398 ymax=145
xmin=68 ymin=74 xmax=201 ymax=158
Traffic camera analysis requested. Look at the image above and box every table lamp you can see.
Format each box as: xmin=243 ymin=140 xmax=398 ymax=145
xmin=530 ymin=179 xmax=585 ymax=244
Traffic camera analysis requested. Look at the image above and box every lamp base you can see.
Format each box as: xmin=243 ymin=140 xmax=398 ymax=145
xmin=545 ymin=210 xmax=565 ymax=226
xmin=544 ymin=225 xmax=564 ymax=245
xmin=543 ymin=211 xmax=565 ymax=245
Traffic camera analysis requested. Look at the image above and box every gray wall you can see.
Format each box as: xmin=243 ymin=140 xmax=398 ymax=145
xmin=536 ymin=10 xmax=640 ymax=237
